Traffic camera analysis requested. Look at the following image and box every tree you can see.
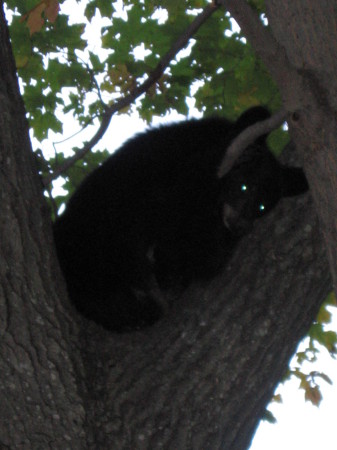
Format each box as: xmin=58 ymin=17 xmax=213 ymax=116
xmin=0 ymin=0 xmax=336 ymax=448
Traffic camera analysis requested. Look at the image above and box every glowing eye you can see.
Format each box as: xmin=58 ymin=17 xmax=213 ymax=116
xmin=259 ymin=204 xmax=265 ymax=212
xmin=241 ymin=184 xmax=248 ymax=192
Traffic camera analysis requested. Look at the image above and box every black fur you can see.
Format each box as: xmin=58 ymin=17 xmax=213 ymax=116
xmin=53 ymin=107 xmax=308 ymax=332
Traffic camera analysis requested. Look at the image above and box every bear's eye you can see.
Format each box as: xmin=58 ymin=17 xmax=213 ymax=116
xmin=241 ymin=184 xmax=248 ymax=192
xmin=258 ymin=203 xmax=265 ymax=213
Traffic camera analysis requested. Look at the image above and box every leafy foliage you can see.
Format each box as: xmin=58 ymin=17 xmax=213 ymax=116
xmin=280 ymin=293 xmax=337 ymax=408
xmin=5 ymin=0 xmax=280 ymax=201
xmin=7 ymin=0 xmax=280 ymax=139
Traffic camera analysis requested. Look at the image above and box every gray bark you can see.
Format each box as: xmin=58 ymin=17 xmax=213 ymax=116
xmin=0 ymin=6 xmax=86 ymax=448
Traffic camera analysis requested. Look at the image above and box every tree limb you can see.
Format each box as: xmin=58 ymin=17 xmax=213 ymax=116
xmin=43 ymin=2 xmax=221 ymax=186
xmin=217 ymin=108 xmax=287 ymax=178
xmin=222 ymin=0 xmax=303 ymax=110
xmin=221 ymin=0 xmax=283 ymax=73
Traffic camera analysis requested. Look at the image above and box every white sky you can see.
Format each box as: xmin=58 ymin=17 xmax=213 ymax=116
xmin=36 ymin=1 xmax=337 ymax=448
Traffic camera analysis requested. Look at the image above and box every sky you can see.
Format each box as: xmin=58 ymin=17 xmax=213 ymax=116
xmin=251 ymin=331 xmax=337 ymax=449
xmin=36 ymin=1 xmax=337 ymax=448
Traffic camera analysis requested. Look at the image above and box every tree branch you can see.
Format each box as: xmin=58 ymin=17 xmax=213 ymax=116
xmin=43 ymin=2 xmax=221 ymax=186
xmin=221 ymin=0 xmax=302 ymax=109
xmin=217 ymin=108 xmax=287 ymax=178
xmin=220 ymin=0 xmax=281 ymax=70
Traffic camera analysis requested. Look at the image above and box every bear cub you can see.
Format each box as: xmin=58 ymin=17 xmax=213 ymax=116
xmin=53 ymin=107 xmax=308 ymax=332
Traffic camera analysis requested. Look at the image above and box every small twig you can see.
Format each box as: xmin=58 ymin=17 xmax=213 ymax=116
xmin=217 ymin=109 xmax=287 ymax=178
xmin=43 ymin=2 xmax=221 ymax=186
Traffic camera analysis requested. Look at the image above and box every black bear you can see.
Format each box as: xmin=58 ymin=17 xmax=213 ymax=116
xmin=53 ymin=107 xmax=308 ymax=332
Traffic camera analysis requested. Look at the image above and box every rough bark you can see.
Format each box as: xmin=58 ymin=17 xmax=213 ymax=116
xmin=266 ymin=1 xmax=337 ymax=289
xmin=0 ymin=1 xmax=335 ymax=450
xmin=226 ymin=0 xmax=337 ymax=288
xmin=81 ymin=191 xmax=329 ymax=450
xmin=0 ymin=6 xmax=86 ymax=448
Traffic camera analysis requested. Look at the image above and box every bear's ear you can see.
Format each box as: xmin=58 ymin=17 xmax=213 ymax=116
xmin=232 ymin=106 xmax=272 ymax=148
xmin=235 ymin=106 xmax=271 ymax=129
xmin=280 ymin=166 xmax=309 ymax=197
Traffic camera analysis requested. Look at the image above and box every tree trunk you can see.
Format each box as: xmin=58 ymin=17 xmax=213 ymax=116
xmin=226 ymin=0 xmax=337 ymax=285
xmin=0 ymin=6 xmax=86 ymax=448
xmin=0 ymin=1 xmax=334 ymax=449
xmin=266 ymin=1 xmax=337 ymax=287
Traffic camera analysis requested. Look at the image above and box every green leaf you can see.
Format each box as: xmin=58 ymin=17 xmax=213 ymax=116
xmin=97 ymin=0 xmax=115 ymax=18
xmin=262 ymin=409 xmax=277 ymax=424
xmin=32 ymin=111 xmax=63 ymax=140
